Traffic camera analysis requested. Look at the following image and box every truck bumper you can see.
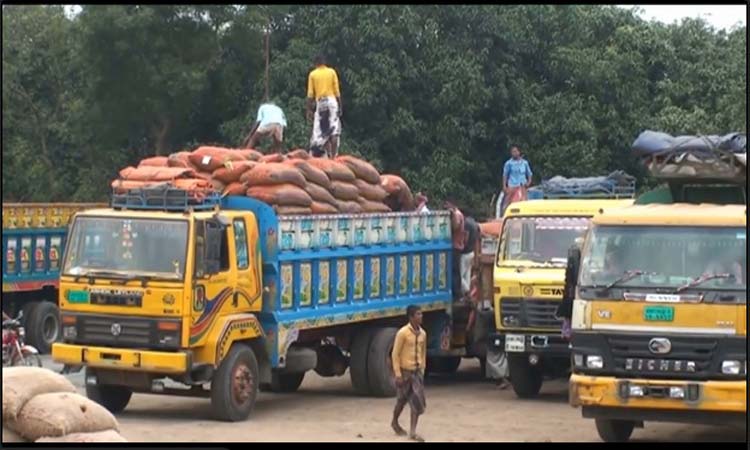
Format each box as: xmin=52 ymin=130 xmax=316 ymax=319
xmin=489 ymin=332 xmax=570 ymax=357
xmin=52 ymin=343 xmax=190 ymax=374
xmin=570 ymin=373 xmax=747 ymax=426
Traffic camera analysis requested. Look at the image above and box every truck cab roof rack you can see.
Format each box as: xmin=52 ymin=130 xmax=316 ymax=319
xmin=533 ymin=173 xmax=636 ymax=200
xmin=111 ymin=186 xmax=221 ymax=212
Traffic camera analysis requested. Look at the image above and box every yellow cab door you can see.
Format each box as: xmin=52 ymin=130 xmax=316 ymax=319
xmin=229 ymin=215 xmax=263 ymax=314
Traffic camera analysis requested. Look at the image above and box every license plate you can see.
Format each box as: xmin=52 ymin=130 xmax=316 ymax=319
xmin=505 ymin=334 xmax=525 ymax=352
xmin=644 ymin=305 xmax=674 ymax=322
xmin=67 ymin=290 xmax=90 ymax=304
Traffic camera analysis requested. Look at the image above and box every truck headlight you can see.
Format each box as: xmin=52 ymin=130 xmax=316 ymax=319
xmin=721 ymin=360 xmax=742 ymax=375
xmin=669 ymin=387 xmax=686 ymax=399
xmin=628 ymin=385 xmax=645 ymax=397
xmin=586 ymin=355 xmax=603 ymax=369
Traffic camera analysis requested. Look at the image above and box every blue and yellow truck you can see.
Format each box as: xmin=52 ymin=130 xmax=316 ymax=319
xmin=52 ymin=188 xmax=486 ymax=421
xmin=2 ymin=203 xmax=104 ymax=353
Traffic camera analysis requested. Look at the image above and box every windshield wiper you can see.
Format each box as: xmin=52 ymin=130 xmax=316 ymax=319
xmin=673 ymin=273 xmax=735 ymax=294
xmin=596 ymin=269 xmax=654 ymax=294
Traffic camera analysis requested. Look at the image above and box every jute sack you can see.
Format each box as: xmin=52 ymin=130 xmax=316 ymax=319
xmin=336 ymin=155 xmax=381 ymax=184
xmin=13 ymin=392 xmax=119 ymax=441
xmin=36 ymin=429 xmax=128 ymax=443
xmin=3 ymin=425 xmax=26 ymax=443
xmin=284 ymin=159 xmax=331 ymax=188
xmin=2 ymin=367 xmax=77 ymax=421
xmin=305 ymin=182 xmax=338 ymax=205
xmin=329 ymin=181 xmax=360 ymax=201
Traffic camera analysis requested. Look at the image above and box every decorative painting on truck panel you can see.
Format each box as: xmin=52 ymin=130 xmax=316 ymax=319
xmin=318 ymin=261 xmax=330 ymax=304
xmin=386 ymin=257 xmax=395 ymax=296
xmin=399 ymin=255 xmax=408 ymax=294
xmin=370 ymin=257 xmax=381 ymax=297
xmin=413 ymin=254 xmax=421 ymax=293
xmin=336 ymin=259 xmax=347 ymax=302
xmin=281 ymin=264 xmax=293 ymax=308
xmin=300 ymin=263 xmax=312 ymax=307
xmin=353 ymin=258 xmax=365 ymax=300
xmin=425 ymin=254 xmax=434 ymax=291
xmin=438 ymin=253 xmax=447 ymax=289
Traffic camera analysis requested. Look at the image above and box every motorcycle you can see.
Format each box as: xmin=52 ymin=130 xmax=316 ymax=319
xmin=2 ymin=311 xmax=42 ymax=367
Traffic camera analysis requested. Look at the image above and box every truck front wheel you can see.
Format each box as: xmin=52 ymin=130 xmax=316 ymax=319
xmin=85 ymin=369 xmax=132 ymax=413
xmin=211 ymin=344 xmax=259 ymax=422
xmin=26 ymin=301 xmax=60 ymax=354
xmin=595 ymin=418 xmax=635 ymax=442
xmin=507 ymin=354 xmax=543 ymax=398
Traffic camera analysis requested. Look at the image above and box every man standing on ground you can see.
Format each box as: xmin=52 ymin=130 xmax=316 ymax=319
xmin=391 ymin=305 xmax=427 ymax=442
xmin=501 ymin=145 xmax=533 ymax=214
xmin=306 ymin=54 xmax=342 ymax=158
xmin=242 ymin=100 xmax=287 ymax=153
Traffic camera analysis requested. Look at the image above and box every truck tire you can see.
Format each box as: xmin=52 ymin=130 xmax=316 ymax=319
xmin=507 ymin=354 xmax=543 ymax=398
xmin=366 ymin=327 xmax=398 ymax=397
xmin=211 ymin=344 xmax=259 ymax=422
xmin=426 ymin=356 xmax=461 ymax=375
xmin=26 ymin=301 xmax=60 ymax=354
xmin=85 ymin=369 xmax=132 ymax=413
xmin=350 ymin=327 xmax=376 ymax=395
xmin=595 ymin=419 xmax=636 ymax=442
xmin=268 ymin=371 xmax=305 ymax=393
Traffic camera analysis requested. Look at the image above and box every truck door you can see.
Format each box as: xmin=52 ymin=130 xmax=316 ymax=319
xmin=230 ymin=217 xmax=262 ymax=313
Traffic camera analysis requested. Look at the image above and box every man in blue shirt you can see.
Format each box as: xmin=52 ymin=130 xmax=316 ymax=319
xmin=242 ymin=101 xmax=287 ymax=153
xmin=500 ymin=146 xmax=533 ymax=215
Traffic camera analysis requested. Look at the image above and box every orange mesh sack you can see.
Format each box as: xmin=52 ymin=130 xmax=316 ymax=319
xmin=287 ymin=149 xmax=311 ymax=160
xmin=118 ymin=166 xmax=196 ymax=182
xmin=275 ymin=206 xmax=313 ymax=215
xmin=237 ymin=149 xmax=263 ymax=161
xmin=167 ymin=151 xmax=193 ymax=168
xmin=223 ymin=182 xmax=247 ymax=196
xmin=329 ymin=181 xmax=360 ymax=201
xmin=243 ymin=163 xmax=307 ymax=188
xmin=354 ymin=178 xmax=388 ymax=202
xmin=338 ymin=200 xmax=364 ymax=214
xmin=259 ymin=153 xmax=286 ymax=163
xmin=284 ymin=159 xmax=331 ymax=188
xmin=212 ymin=161 xmax=257 ymax=184
xmin=358 ymin=198 xmax=392 ymax=213
xmin=336 ymin=155 xmax=381 ymax=184
xmin=189 ymin=146 xmax=245 ymax=172
xmin=138 ymin=156 xmax=169 ymax=167
xmin=307 ymin=158 xmax=356 ymax=182
xmin=246 ymin=184 xmax=313 ymax=207
xmin=311 ymin=201 xmax=339 ymax=214
xmin=304 ymin=182 xmax=337 ymax=205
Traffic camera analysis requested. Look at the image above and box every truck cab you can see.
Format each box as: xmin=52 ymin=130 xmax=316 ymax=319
xmin=487 ymin=185 xmax=634 ymax=398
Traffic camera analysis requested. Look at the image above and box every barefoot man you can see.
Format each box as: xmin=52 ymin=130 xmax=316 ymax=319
xmin=391 ymin=305 xmax=427 ymax=442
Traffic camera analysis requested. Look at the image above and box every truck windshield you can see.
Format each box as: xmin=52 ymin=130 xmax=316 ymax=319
xmin=63 ymin=217 xmax=188 ymax=280
xmin=500 ymin=216 xmax=590 ymax=266
xmin=579 ymin=225 xmax=747 ymax=291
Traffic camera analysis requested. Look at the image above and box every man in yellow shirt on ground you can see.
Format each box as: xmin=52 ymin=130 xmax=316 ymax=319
xmin=306 ymin=54 xmax=342 ymax=158
xmin=391 ymin=305 xmax=427 ymax=442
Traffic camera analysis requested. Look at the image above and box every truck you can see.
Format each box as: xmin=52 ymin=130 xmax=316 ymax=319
xmin=52 ymin=187 xmax=490 ymax=421
xmin=2 ymin=202 xmax=104 ymax=353
xmin=486 ymin=179 xmax=635 ymax=397
xmin=569 ymin=143 xmax=747 ymax=441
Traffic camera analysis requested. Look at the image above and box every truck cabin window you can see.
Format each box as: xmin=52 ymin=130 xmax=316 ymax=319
xmin=63 ymin=217 xmax=188 ymax=280
xmin=579 ymin=226 xmax=747 ymax=292
xmin=500 ymin=217 xmax=589 ymax=265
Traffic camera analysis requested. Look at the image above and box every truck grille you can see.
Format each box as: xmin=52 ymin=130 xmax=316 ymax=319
xmin=89 ymin=292 xmax=143 ymax=307
xmin=607 ymin=335 xmax=716 ymax=377
xmin=500 ymin=298 xmax=562 ymax=329
xmin=72 ymin=314 xmax=180 ymax=350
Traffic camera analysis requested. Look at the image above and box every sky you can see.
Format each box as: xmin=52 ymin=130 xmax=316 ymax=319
xmin=618 ymin=4 xmax=747 ymax=30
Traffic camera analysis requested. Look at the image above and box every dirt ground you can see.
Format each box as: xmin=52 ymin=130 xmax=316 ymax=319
xmin=45 ymin=357 xmax=746 ymax=443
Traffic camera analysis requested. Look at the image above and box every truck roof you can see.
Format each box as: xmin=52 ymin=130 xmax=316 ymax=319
xmin=592 ymin=203 xmax=746 ymax=227
xmin=503 ymin=199 xmax=634 ymax=218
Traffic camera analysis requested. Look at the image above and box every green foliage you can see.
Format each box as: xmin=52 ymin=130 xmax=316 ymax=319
xmin=2 ymin=5 xmax=746 ymax=217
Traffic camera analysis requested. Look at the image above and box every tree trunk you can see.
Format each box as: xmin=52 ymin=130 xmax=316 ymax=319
xmin=152 ymin=117 xmax=171 ymax=156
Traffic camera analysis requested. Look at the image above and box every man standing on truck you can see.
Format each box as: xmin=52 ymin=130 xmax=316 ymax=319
xmin=501 ymin=145 xmax=533 ymax=214
xmin=391 ymin=305 xmax=427 ymax=442
xmin=242 ymin=101 xmax=287 ymax=153
xmin=306 ymin=54 xmax=342 ymax=158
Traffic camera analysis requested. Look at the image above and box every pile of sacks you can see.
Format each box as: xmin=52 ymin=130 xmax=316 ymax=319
xmin=2 ymin=367 xmax=127 ymax=443
xmin=111 ymin=146 xmax=416 ymax=215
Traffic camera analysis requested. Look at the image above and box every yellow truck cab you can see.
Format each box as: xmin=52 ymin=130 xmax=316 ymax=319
xmin=569 ymin=136 xmax=747 ymax=441
xmin=53 ymin=187 xmax=481 ymax=421
xmin=486 ymin=179 xmax=635 ymax=398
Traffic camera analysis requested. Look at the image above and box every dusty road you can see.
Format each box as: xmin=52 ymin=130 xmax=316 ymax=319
xmin=42 ymin=357 xmax=745 ymax=443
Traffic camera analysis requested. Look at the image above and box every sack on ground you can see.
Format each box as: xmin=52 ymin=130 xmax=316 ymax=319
xmin=307 ymin=158 xmax=357 ymax=182
xmin=138 ymin=156 xmax=169 ymax=167
xmin=246 ymin=184 xmax=312 ymax=207
xmin=284 ymin=159 xmax=331 ymax=188
xmin=243 ymin=163 xmax=307 ymax=188
xmin=354 ymin=178 xmax=388 ymax=201
xmin=336 ymin=155 xmax=381 ymax=184
xmin=329 ymin=181 xmax=360 ymax=201
xmin=13 ymin=392 xmax=118 ymax=441
xmin=36 ymin=429 xmax=127 ymax=443
xmin=2 ymin=367 xmax=77 ymax=421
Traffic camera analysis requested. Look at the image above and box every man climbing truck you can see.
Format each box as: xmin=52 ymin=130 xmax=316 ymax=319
xmin=569 ymin=132 xmax=747 ymax=442
xmin=52 ymin=187 xmax=488 ymax=421
xmin=3 ymin=202 xmax=104 ymax=353
xmin=486 ymin=175 xmax=635 ymax=397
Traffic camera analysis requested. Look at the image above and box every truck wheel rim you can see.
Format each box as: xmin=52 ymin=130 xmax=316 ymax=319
xmin=232 ymin=364 xmax=253 ymax=405
xmin=43 ymin=315 xmax=59 ymax=343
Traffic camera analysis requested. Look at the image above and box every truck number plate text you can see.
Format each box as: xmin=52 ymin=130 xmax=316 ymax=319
xmin=505 ymin=334 xmax=525 ymax=352
xmin=643 ymin=305 xmax=674 ymax=322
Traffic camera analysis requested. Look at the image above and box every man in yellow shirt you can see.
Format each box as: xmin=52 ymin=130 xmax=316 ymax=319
xmin=391 ymin=305 xmax=427 ymax=442
xmin=306 ymin=54 xmax=342 ymax=158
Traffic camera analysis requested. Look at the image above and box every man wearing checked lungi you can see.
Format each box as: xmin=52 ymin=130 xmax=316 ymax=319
xmin=306 ymin=54 xmax=343 ymax=158
xmin=391 ymin=305 xmax=427 ymax=442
